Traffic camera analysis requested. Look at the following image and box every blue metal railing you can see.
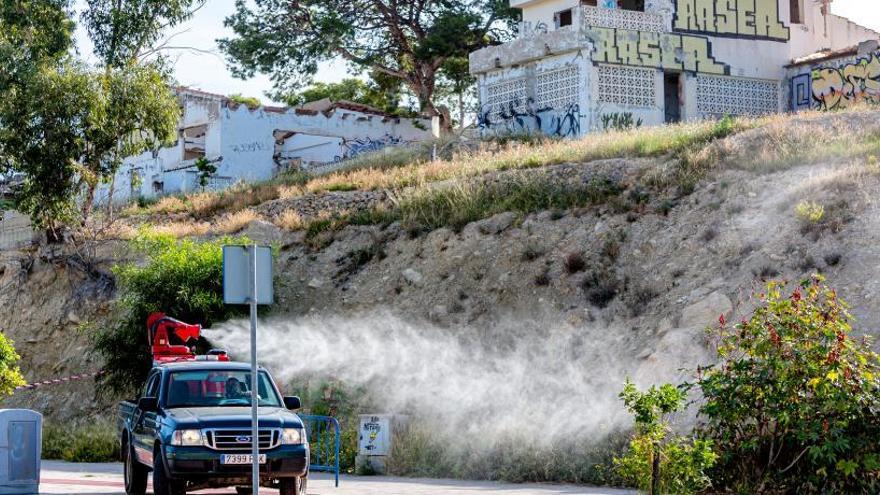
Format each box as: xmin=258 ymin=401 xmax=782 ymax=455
xmin=301 ymin=414 xmax=341 ymax=487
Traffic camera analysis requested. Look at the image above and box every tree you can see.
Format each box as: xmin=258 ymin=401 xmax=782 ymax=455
xmin=280 ymin=78 xmax=410 ymax=116
xmin=0 ymin=61 xmax=179 ymax=230
xmin=219 ymin=0 xmax=519 ymax=125
xmin=436 ymin=57 xmax=476 ymax=129
xmin=614 ymin=380 xmax=716 ymax=495
xmin=0 ymin=332 xmax=26 ymax=397
xmin=0 ymin=0 xmax=73 ymax=91
xmin=81 ymin=0 xmax=206 ymax=66
xmin=693 ymin=276 xmax=880 ymax=493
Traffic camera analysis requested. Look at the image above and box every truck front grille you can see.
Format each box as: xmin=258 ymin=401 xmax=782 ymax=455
xmin=204 ymin=429 xmax=281 ymax=450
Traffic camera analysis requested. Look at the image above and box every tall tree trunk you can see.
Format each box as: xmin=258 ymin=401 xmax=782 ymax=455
xmin=458 ymin=91 xmax=465 ymax=131
xmin=81 ymin=182 xmax=97 ymax=225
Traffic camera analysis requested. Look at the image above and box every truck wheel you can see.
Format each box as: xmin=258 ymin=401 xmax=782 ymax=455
xmin=123 ymin=443 xmax=147 ymax=495
xmin=278 ymin=476 xmax=306 ymax=495
xmin=152 ymin=447 xmax=186 ymax=495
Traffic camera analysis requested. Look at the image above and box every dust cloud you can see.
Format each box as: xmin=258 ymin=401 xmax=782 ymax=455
xmin=206 ymin=312 xmax=634 ymax=445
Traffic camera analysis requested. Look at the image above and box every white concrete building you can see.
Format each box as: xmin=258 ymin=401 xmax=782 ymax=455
xmin=97 ymin=88 xmax=434 ymax=203
xmin=469 ymin=0 xmax=879 ymax=137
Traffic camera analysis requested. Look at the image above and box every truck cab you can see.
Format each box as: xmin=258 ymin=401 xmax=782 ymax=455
xmin=118 ymin=361 xmax=309 ymax=495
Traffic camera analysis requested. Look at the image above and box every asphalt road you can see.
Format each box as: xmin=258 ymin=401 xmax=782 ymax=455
xmin=39 ymin=461 xmax=635 ymax=495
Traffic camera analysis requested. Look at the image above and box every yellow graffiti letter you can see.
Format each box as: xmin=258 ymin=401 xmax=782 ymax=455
xmin=753 ymin=0 xmax=789 ymax=40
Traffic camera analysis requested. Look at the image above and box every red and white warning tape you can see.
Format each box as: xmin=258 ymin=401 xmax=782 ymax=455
xmin=14 ymin=370 xmax=105 ymax=391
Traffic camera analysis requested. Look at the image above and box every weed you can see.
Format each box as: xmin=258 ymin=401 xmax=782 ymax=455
xmin=625 ymin=284 xmax=659 ymax=316
xmin=753 ymin=264 xmax=780 ymax=280
xmin=795 ymin=201 xmax=825 ymax=223
xmin=797 ymin=254 xmax=818 ymax=273
xmin=701 ymin=227 xmax=719 ymax=243
xmin=823 ymin=252 xmax=842 ymax=267
xmin=521 ymin=243 xmax=544 ymax=262
xmin=581 ymin=270 xmax=620 ymax=308
xmin=564 ymin=251 xmax=587 ymax=274
xmin=274 ymin=210 xmax=305 ymax=231
xmin=534 ymin=269 xmax=551 ymax=286
xmin=655 ymin=199 xmax=677 ymax=216
xmin=602 ymin=237 xmax=621 ymax=262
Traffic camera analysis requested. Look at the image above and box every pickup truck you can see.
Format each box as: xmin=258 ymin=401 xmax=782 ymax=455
xmin=118 ymin=361 xmax=309 ymax=495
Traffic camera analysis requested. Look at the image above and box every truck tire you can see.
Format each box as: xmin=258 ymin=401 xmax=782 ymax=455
xmin=152 ymin=446 xmax=186 ymax=495
xmin=123 ymin=443 xmax=147 ymax=495
xmin=278 ymin=476 xmax=306 ymax=495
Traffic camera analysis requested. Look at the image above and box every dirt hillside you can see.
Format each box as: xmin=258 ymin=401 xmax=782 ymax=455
xmin=2 ymin=109 xmax=879 ymax=424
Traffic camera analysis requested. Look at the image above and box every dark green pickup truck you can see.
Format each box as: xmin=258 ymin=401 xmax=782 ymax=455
xmin=117 ymin=361 xmax=309 ymax=495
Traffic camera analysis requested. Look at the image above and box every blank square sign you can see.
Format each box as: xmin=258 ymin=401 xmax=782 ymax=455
xmin=223 ymin=245 xmax=274 ymax=305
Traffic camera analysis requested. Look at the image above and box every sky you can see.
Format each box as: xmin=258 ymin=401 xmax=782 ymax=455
xmin=72 ymin=0 xmax=880 ymax=105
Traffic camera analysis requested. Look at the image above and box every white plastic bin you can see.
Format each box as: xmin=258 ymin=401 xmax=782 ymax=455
xmin=0 ymin=410 xmax=41 ymax=495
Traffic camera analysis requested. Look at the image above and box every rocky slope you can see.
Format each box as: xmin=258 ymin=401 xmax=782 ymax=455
xmin=2 ymin=110 xmax=879 ymax=426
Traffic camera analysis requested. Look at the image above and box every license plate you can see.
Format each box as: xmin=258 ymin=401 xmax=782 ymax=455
xmin=221 ymin=454 xmax=267 ymax=465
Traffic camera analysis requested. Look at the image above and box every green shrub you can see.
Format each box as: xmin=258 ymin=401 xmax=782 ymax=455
xmin=0 ymin=332 xmax=25 ymax=396
xmin=614 ymin=380 xmax=716 ymax=495
xmin=95 ymin=230 xmax=249 ymax=395
xmin=795 ymin=200 xmax=825 ymax=223
xmin=43 ymin=422 xmax=119 ymax=462
xmin=692 ymin=277 xmax=880 ymax=493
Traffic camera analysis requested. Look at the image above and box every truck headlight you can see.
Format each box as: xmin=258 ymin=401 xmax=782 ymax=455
xmin=281 ymin=428 xmax=305 ymax=445
xmin=171 ymin=429 xmax=203 ymax=446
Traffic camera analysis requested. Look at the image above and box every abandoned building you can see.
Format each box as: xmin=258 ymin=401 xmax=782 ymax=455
xmin=469 ymin=0 xmax=879 ymax=137
xmin=96 ymin=87 xmax=434 ymax=203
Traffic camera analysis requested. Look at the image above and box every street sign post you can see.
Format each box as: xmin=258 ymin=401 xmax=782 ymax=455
xmin=223 ymin=245 xmax=273 ymax=495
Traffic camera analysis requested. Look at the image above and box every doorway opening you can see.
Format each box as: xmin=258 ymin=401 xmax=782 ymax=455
xmin=664 ymin=72 xmax=682 ymax=124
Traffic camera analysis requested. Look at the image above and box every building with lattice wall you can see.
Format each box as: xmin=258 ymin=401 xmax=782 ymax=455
xmin=469 ymin=0 xmax=879 ymax=137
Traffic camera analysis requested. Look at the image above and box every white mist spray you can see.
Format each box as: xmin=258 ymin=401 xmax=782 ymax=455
xmin=206 ymin=311 xmax=634 ymax=446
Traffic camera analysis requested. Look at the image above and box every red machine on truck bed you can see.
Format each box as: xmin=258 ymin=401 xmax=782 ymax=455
xmin=147 ymin=312 xmax=229 ymax=365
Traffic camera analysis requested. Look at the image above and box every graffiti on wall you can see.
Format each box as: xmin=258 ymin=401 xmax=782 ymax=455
xmin=809 ymin=53 xmax=880 ymax=111
xmin=336 ymin=134 xmax=403 ymax=161
xmin=478 ymin=99 xmax=582 ymax=138
xmin=587 ymin=27 xmax=730 ymax=74
xmin=673 ymin=0 xmax=789 ymax=41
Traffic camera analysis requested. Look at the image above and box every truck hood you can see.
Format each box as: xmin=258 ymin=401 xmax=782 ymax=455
xmin=164 ymin=407 xmax=303 ymax=429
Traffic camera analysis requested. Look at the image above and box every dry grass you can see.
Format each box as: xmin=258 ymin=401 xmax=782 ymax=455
xmin=215 ymin=209 xmax=261 ymax=234
xmin=149 ymin=221 xmax=210 ymax=237
xmin=273 ymin=209 xmax=305 ymax=231
xmin=121 ymin=107 xmax=880 ymax=239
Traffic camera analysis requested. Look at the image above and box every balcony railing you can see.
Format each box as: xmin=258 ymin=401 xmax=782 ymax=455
xmin=580 ymin=5 xmax=667 ymax=33
xmin=516 ymin=6 xmax=667 ymax=40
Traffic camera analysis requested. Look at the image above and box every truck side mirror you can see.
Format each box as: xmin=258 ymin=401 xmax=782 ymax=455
xmin=138 ymin=396 xmax=159 ymax=412
xmin=283 ymin=396 xmax=301 ymax=411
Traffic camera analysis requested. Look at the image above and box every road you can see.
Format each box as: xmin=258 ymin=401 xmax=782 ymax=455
xmin=40 ymin=461 xmax=635 ymax=495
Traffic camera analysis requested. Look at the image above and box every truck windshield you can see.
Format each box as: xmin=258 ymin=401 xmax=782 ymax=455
xmin=166 ymin=370 xmax=283 ymax=408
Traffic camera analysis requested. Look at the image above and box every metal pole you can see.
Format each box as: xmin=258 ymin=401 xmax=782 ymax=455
xmin=250 ymin=244 xmax=260 ymax=495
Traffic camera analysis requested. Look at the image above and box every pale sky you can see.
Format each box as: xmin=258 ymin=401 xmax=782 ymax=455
xmin=72 ymin=0 xmax=879 ymax=105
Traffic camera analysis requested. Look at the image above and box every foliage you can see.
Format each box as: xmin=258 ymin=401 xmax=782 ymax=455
xmin=0 ymin=332 xmax=26 ymax=396
xmin=194 ymin=157 xmax=218 ymax=190
xmin=228 ymin=93 xmax=261 ymax=109
xmin=219 ymin=0 xmax=518 ymax=120
xmin=281 ymin=78 xmax=410 ymax=116
xmin=795 ymin=200 xmax=825 ymax=223
xmin=95 ymin=230 xmax=248 ymax=395
xmin=0 ymin=0 xmax=73 ymax=91
xmin=601 ymin=113 xmax=643 ymax=132
xmin=0 ymin=60 xmax=179 ymax=229
xmin=43 ymin=421 xmax=119 ymax=462
xmin=614 ymin=379 xmax=716 ymax=494
xmin=81 ymin=0 xmax=205 ymax=66
xmin=692 ymin=277 xmax=880 ymax=493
